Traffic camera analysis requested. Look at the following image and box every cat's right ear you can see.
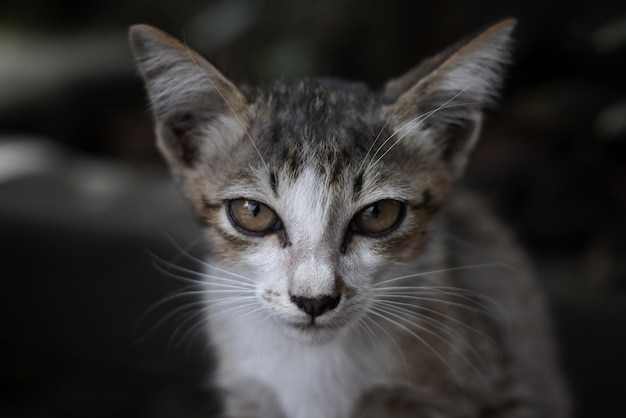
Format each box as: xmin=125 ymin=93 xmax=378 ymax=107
xmin=129 ymin=24 xmax=248 ymax=169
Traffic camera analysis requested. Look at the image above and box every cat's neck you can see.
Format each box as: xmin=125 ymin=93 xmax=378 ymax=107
xmin=208 ymin=298 xmax=403 ymax=418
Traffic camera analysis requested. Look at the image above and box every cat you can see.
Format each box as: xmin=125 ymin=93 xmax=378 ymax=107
xmin=129 ymin=19 xmax=569 ymax=418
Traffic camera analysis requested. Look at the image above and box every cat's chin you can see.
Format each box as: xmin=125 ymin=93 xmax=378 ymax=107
xmin=280 ymin=321 xmax=344 ymax=344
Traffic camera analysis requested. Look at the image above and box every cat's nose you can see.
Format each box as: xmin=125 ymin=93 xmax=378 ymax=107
xmin=290 ymin=294 xmax=341 ymax=318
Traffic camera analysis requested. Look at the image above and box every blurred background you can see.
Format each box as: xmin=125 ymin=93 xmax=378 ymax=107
xmin=0 ymin=0 xmax=625 ymax=417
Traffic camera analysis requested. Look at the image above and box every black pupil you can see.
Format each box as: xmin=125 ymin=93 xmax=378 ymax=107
xmin=246 ymin=201 xmax=260 ymax=216
xmin=366 ymin=203 xmax=380 ymax=218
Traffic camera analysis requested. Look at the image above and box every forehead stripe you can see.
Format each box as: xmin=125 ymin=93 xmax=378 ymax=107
xmin=352 ymin=171 xmax=364 ymax=198
xmin=270 ymin=171 xmax=278 ymax=196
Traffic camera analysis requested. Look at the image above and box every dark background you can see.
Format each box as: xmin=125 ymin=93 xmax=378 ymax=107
xmin=1 ymin=1 xmax=625 ymax=417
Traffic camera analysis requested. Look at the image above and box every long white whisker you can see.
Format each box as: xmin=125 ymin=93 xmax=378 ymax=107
xmin=161 ymin=234 xmax=206 ymax=266
xmin=203 ymin=267 xmax=256 ymax=285
xmin=147 ymin=254 xmax=206 ymax=286
xmin=366 ymin=87 xmax=475 ymax=172
xmin=133 ymin=283 xmax=206 ymax=334
xmin=357 ymin=119 xmax=390 ymax=174
xmin=374 ymin=262 xmax=514 ymax=287
xmin=374 ymin=302 xmax=483 ymax=364
xmin=374 ymin=298 xmax=495 ymax=343
xmin=174 ymin=300 xmax=263 ymax=352
xmin=134 ymin=299 xmax=207 ymax=343
xmin=371 ymin=303 xmax=489 ymax=387
xmin=372 ymin=293 xmax=493 ymax=316
xmin=372 ymin=300 xmax=492 ymax=370
xmin=177 ymin=320 xmax=209 ymax=355
xmin=184 ymin=47 xmax=268 ymax=170
xmin=208 ymin=294 xmax=257 ymax=307
xmin=362 ymin=312 xmax=411 ymax=383
xmin=373 ymin=286 xmax=497 ymax=307
xmin=353 ymin=315 xmax=379 ymax=348
xmin=170 ymin=306 xmax=209 ymax=350
xmin=369 ymin=306 xmax=457 ymax=380
xmin=152 ymin=264 xmax=255 ymax=293
xmin=134 ymin=274 xmax=255 ymax=341
xmin=149 ymin=253 xmax=257 ymax=289
xmin=366 ymin=111 xmax=430 ymax=171
xmin=158 ymin=237 xmax=256 ymax=283
xmin=376 ymin=285 xmax=504 ymax=319
xmin=208 ymin=297 xmax=259 ymax=318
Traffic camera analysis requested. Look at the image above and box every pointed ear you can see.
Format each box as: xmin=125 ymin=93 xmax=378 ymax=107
xmin=383 ymin=19 xmax=516 ymax=179
xmin=129 ymin=24 xmax=248 ymax=170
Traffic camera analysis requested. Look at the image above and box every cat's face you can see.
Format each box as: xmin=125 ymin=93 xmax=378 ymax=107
xmin=191 ymin=80 xmax=450 ymax=341
xmin=129 ymin=21 xmax=514 ymax=342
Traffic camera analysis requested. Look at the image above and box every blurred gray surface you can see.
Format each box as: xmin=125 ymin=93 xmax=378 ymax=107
xmin=0 ymin=141 xmax=218 ymax=416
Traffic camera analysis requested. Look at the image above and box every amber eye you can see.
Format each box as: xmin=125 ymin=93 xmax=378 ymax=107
xmin=351 ymin=199 xmax=405 ymax=235
xmin=227 ymin=199 xmax=281 ymax=234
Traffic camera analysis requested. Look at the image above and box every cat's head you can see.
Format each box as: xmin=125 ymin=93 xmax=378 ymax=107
xmin=130 ymin=20 xmax=514 ymax=343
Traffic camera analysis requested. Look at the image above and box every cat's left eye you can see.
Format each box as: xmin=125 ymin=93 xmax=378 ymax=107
xmin=227 ymin=199 xmax=281 ymax=234
xmin=351 ymin=199 xmax=405 ymax=236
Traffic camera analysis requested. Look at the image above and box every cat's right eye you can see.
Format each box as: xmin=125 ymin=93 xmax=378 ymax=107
xmin=227 ymin=199 xmax=281 ymax=235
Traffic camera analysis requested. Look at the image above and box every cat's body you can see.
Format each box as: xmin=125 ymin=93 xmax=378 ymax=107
xmin=130 ymin=20 xmax=569 ymax=418
xmin=207 ymin=190 xmax=565 ymax=418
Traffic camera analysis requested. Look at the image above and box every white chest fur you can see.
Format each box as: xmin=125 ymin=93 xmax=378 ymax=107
xmin=210 ymin=307 xmax=399 ymax=418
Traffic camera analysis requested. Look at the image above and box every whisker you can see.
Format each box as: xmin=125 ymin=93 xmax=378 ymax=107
xmin=158 ymin=238 xmax=256 ymax=283
xmin=133 ymin=283 xmax=206 ymax=333
xmin=368 ymin=306 xmax=456 ymax=380
xmin=374 ymin=301 xmax=464 ymax=343
xmin=147 ymin=252 xmax=206 ymax=286
xmin=352 ymin=315 xmax=379 ymax=348
xmin=372 ymin=304 xmax=490 ymax=387
xmin=172 ymin=299 xmax=265 ymax=352
xmin=202 ymin=266 xmax=256 ymax=285
xmin=169 ymin=306 xmax=209 ymax=351
xmin=372 ymin=300 xmax=492 ymax=369
xmin=374 ymin=298 xmax=495 ymax=344
xmin=162 ymin=234 xmax=206 ymax=267
xmin=368 ymin=102 xmax=477 ymax=172
xmin=374 ymin=262 xmax=515 ymax=287
xmin=371 ymin=293 xmax=494 ymax=317
xmin=357 ymin=118 xmax=390 ymax=174
xmin=366 ymin=86 xmax=475 ymax=172
xmin=184 ymin=47 xmax=268 ymax=171
xmin=377 ymin=285 xmax=505 ymax=320
xmin=361 ymin=313 xmax=411 ymax=383
xmin=149 ymin=253 xmax=256 ymax=289
xmin=177 ymin=320 xmax=210 ymax=355
xmin=365 ymin=112 xmax=427 ymax=172
xmin=367 ymin=108 xmax=432 ymax=169
xmin=373 ymin=283 xmax=496 ymax=303
xmin=134 ymin=273 xmax=254 ymax=344
xmin=134 ymin=299 xmax=208 ymax=343
xmin=207 ymin=297 xmax=259 ymax=319
xmin=373 ymin=286 xmax=496 ymax=306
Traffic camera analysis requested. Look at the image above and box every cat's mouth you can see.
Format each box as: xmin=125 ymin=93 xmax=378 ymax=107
xmin=292 ymin=320 xmax=329 ymax=331
xmin=281 ymin=316 xmax=346 ymax=343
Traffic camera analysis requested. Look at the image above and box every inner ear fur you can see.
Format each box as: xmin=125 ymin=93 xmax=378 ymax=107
xmin=383 ymin=19 xmax=516 ymax=179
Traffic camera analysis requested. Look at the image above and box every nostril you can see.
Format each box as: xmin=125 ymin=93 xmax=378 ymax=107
xmin=290 ymin=294 xmax=341 ymax=318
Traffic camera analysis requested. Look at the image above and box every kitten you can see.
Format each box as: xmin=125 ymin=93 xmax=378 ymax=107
xmin=130 ymin=20 xmax=569 ymax=418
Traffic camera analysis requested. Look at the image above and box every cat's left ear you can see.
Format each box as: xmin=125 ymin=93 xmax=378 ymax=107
xmin=383 ymin=19 xmax=516 ymax=179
